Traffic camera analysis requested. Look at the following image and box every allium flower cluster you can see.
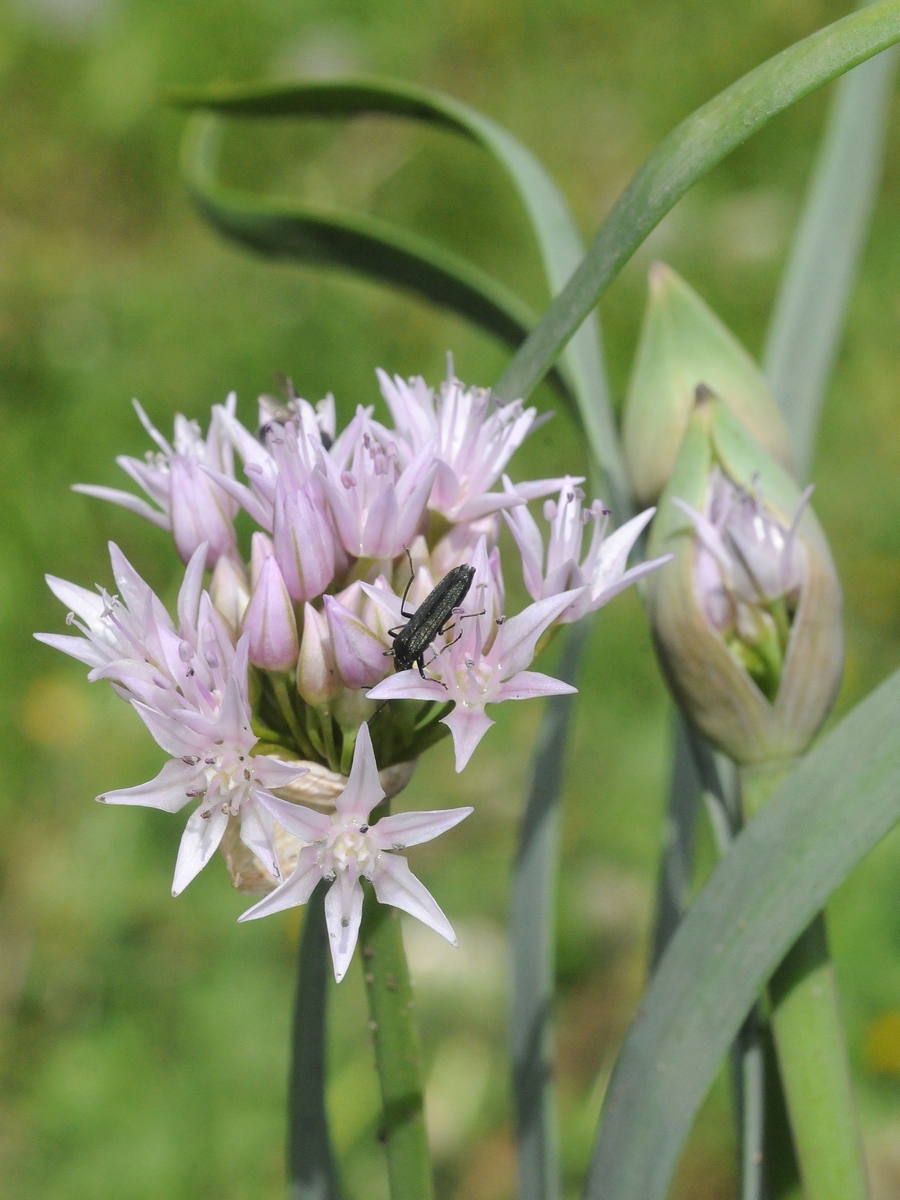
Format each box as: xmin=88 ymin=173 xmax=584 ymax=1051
xmin=37 ymin=361 xmax=668 ymax=979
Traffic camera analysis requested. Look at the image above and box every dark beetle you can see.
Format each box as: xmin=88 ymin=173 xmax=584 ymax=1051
xmin=386 ymin=563 xmax=476 ymax=677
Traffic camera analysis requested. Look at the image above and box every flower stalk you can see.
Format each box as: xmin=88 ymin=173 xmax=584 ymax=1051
xmin=740 ymin=760 xmax=869 ymax=1200
xmin=359 ymin=883 xmax=434 ymax=1200
xmin=289 ymin=881 xmax=340 ymax=1200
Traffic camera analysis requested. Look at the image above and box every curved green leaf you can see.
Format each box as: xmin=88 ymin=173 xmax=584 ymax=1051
xmin=584 ymin=667 xmax=900 ymax=1200
xmin=495 ymin=0 xmax=900 ymax=407
xmin=170 ymin=76 xmax=626 ymax=519
xmin=180 ymin=116 xmax=578 ymax=404
xmin=764 ymin=28 xmax=899 ymax=479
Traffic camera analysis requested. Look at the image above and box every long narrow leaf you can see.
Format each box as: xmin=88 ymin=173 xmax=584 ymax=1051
xmin=495 ymin=0 xmax=900 ymax=406
xmin=170 ymin=77 xmax=625 ymax=518
xmin=584 ymin=667 xmax=900 ymax=1200
xmin=179 ymin=116 xmax=577 ymax=408
xmin=510 ymin=620 xmax=590 ymax=1200
xmin=764 ymin=32 xmax=899 ymax=478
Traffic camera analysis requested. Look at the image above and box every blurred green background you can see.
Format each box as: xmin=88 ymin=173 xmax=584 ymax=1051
xmin=2 ymin=1 xmax=900 ymax=1197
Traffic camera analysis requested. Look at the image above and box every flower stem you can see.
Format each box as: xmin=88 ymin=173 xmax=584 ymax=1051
xmin=740 ymin=760 xmax=869 ymax=1200
xmin=359 ymin=889 xmax=434 ymax=1200
xmin=289 ymin=880 xmax=340 ymax=1200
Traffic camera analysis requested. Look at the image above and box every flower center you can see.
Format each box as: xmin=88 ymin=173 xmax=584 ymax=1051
xmin=330 ymin=827 xmax=376 ymax=873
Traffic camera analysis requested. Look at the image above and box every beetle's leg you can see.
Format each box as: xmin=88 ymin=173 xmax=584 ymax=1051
xmin=387 ymin=624 xmax=406 ymax=637
xmin=418 ymin=652 xmax=449 ymax=687
xmin=399 ymin=548 xmax=417 ymax=618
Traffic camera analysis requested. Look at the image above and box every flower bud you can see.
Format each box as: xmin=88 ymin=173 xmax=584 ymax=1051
xmin=242 ymin=552 xmax=299 ymax=672
xmin=645 ymin=389 xmax=843 ymax=765
xmin=297 ymin=602 xmax=340 ymax=707
xmin=323 ymin=593 xmax=391 ymax=690
xmin=210 ymin=554 xmax=250 ymax=632
xmin=623 ymin=262 xmax=794 ymax=504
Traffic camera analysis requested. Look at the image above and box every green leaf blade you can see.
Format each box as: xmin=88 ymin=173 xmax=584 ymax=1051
xmin=764 ymin=38 xmax=899 ymax=478
xmin=585 ymin=668 xmax=900 ymax=1200
xmin=172 ymin=76 xmax=626 ymax=515
xmin=495 ymin=0 xmax=900 ymax=407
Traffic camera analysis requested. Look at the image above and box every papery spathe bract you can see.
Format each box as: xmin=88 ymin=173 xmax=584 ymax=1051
xmin=74 ymin=398 xmax=240 ymax=569
xmin=622 ymin=263 xmax=793 ymax=505
xmin=645 ymin=392 xmax=843 ymax=764
xmin=239 ymin=722 xmax=471 ymax=982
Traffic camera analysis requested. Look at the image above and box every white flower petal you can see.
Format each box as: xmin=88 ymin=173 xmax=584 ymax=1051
xmin=255 ymin=791 xmax=332 ymax=841
xmin=71 ymin=484 xmax=170 ymax=529
xmin=97 ymin=756 xmax=200 ymax=812
xmin=372 ymin=853 xmax=457 ymax=944
xmin=366 ymin=671 xmax=448 ymax=703
xmin=171 ymin=804 xmax=230 ymax=896
xmin=334 ymin=722 xmax=385 ymax=820
xmin=370 ymin=807 xmax=473 ymax=851
xmin=324 ymin=872 xmax=365 ymax=982
xmin=440 ymin=705 xmax=495 ymax=772
xmin=131 ymin=700 xmax=209 ymax=757
xmin=238 ymin=847 xmax=324 ymax=922
xmin=493 ymin=670 xmax=578 ymax=702
xmin=492 ymin=587 xmax=585 ymax=678
xmin=33 ymin=632 xmax=108 ymax=669
xmin=252 ymin=755 xmax=308 ymax=790
xmin=239 ymin=797 xmax=282 ymax=882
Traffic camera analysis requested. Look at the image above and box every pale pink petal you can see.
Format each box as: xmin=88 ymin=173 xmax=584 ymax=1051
xmin=242 ymin=555 xmax=299 ymax=671
xmin=361 ymin=485 xmax=400 ymax=559
xmin=177 ymin=543 xmax=208 ymax=634
xmin=370 ymin=807 xmax=473 ymax=851
xmin=254 ymin=791 xmax=332 ymax=841
xmin=71 ymin=484 xmax=170 ymax=529
xmin=502 ymin=490 xmax=544 ymax=600
xmin=324 ymin=870 xmax=365 ymax=982
xmin=514 ymin=476 xmax=584 ymax=500
xmin=358 ymin=581 xmax=404 ymax=625
xmin=492 ymin=587 xmax=585 ymax=678
xmin=217 ymin=675 xmax=254 ymax=746
xmin=239 ymin=797 xmax=282 ymax=883
xmin=131 ymin=700 xmax=209 ymax=757
xmin=238 ymin=846 xmax=324 ymax=921
xmin=324 ymin=594 xmax=391 ymax=689
xmin=441 ymin=705 xmax=495 ymax=773
xmin=371 ymin=853 xmax=457 ymax=944
xmin=252 ymin=756 xmax=308 ymax=790
xmin=493 ymin=670 xmax=578 ymax=702
xmin=171 ymin=805 xmax=230 ymax=896
xmin=44 ymin=575 xmax=105 ymax=626
xmin=366 ymin=671 xmax=448 ymax=704
xmin=97 ymin=756 xmax=201 ymax=813
xmin=33 ymin=632 xmax=107 ymax=669
xmin=336 ymin=721 xmax=385 ymax=820
xmin=585 ymin=555 xmax=672 ymax=615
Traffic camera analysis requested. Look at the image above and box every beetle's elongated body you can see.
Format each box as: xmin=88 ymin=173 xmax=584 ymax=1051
xmin=388 ymin=563 xmax=476 ymax=676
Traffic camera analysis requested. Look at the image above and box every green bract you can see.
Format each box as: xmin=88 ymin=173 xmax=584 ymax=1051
xmin=623 ymin=264 xmax=794 ymax=504
xmin=645 ymin=392 xmax=843 ymax=765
